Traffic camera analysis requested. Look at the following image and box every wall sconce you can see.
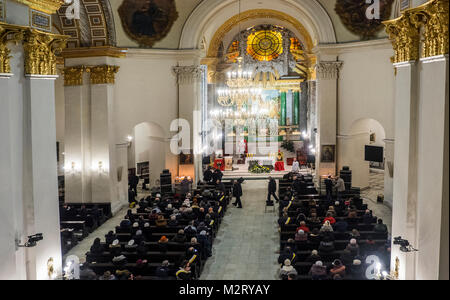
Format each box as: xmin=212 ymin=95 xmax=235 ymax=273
xmin=93 ymin=161 xmax=108 ymax=175
xmin=65 ymin=162 xmax=80 ymax=175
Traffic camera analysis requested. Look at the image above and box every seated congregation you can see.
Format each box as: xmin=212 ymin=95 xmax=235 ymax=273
xmin=276 ymin=174 xmax=390 ymax=280
xmin=79 ymin=181 xmax=232 ymax=280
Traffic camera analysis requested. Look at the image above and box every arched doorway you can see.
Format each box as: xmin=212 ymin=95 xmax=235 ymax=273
xmin=338 ymin=118 xmax=387 ymax=196
xmin=128 ymin=122 xmax=169 ymax=189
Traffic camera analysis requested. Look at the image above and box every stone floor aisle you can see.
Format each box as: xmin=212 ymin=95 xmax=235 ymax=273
xmin=200 ymin=180 xmax=280 ymax=280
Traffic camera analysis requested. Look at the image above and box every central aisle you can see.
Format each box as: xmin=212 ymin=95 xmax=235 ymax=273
xmin=200 ymin=180 xmax=280 ymax=280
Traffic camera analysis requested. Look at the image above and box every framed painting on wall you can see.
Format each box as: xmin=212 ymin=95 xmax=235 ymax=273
xmin=321 ymin=145 xmax=336 ymax=163
xmin=118 ymin=0 xmax=179 ymax=48
xmin=180 ymin=150 xmax=194 ymax=165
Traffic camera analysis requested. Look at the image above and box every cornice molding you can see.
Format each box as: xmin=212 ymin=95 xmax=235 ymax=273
xmin=61 ymin=46 xmax=128 ymax=59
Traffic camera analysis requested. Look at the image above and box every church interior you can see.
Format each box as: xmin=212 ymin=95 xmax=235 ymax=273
xmin=0 ymin=0 xmax=448 ymax=282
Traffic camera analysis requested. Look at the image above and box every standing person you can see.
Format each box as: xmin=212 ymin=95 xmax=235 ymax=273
xmin=129 ymin=173 xmax=139 ymax=196
xmin=325 ymin=175 xmax=334 ymax=204
xmin=292 ymin=158 xmax=300 ymax=173
xmin=232 ymin=177 xmax=244 ymax=208
xmin=334 ymin=176 xmax=346 ymax=202
xmin=267 ymin=177 xmax=279 ymax=203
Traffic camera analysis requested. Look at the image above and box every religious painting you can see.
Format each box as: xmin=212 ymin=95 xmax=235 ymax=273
xmin=118 ymin=0 xmax=178 ymax=47
xmin=321 ymin=145 xmax=336 ymax=163
xmin=179 ymin=150 xmax=194 ymax=165
xmin=335 ymin=0 xmax=395 ymax=40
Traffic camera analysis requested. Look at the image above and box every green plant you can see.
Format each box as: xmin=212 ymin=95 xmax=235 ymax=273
xmin=281 ymin=140 xmax=295 ymax=152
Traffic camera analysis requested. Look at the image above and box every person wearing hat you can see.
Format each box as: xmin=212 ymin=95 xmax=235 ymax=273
xmin=305 ymin=250 xmax=321 ymax=263
xmin=330 ymin=259 xmax=346 ymax=278
xmin=172 ymin=229 xmax=187 ymax=244
xmin=109 ymin=239 xmax=122 ymax=256
xmin=197 ymin=230 xmax=211 ymax=258
xmin=279 ymin=259 xmax=298 ymax=280
xmin=309 ymin=261 xmax=327 ymax=280
xmin=99 ymin=271 xmax=116 ymax=280
xmin=158 ymin=236 xmax=169 ymax=253
xmin=363 ymin=209 xmax=373 ymax=224
xmin=105 ymin=231 xmax=117 ymax=246
xmin=346 ymin=238 xmax=360 ymax=257
xmin=155 ymin=260 xmax=171 ymax=279
xmin=155 ymin=214 xmax=168 ymax=227
xmin=350 ymin=259 xmax=364 ymax=279
xmin=112 ymin=255 xmax=127 ymax=267
xmin=125 ymin=239 xmax=137 ymax=252
xmin=295 ymin=229 xmax=308 ymax=243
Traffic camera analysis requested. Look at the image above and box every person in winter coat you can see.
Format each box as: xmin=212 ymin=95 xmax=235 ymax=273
xmin=279 ymin=259 xmax=298 ymax=280
xmin=232 ymin=178 xmax=244 ymax=208
xmin=309 ymin=261 xmax=327 ymax=280
xmin=267 ymin=177 xmax=279 ymax=203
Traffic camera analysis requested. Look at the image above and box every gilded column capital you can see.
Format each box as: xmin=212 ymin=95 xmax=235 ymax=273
xmin=316 ymin=61 xmax=343 ymax=80
xmin=173 ymin=65 xmax=206 ymax=84
xmin=22 ymin=29 xmax=67 ymax=75
xmin=0 ymin=23 xmax=26 ymax=74
xmin=384 ymin=0 xmax=448 ymax=63
xmin=62 ymin=66 xmax=85 ymax=86
xmin=87 ymin=65 xmax=119 ymax=85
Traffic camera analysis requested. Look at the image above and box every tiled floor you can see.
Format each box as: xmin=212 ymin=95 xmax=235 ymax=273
xmin=200 ymin=180 xmax=280 ymax=280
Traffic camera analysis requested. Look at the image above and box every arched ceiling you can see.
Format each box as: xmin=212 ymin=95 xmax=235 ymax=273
xmin=206 ymin=9 xmax=315 ymax=58
xmin=54 ymin=0 xmax=116 ymax=48
xmin=180 ymin=0 xmax=337 ymax=53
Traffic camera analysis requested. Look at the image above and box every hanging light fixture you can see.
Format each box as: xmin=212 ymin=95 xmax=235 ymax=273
xmin=217 ymin=0 xmax=262 ymax=108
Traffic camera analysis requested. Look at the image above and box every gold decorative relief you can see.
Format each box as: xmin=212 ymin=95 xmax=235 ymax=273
xmin=384 ymin=0 xmax=448 ymax=63
xmin=207 ymin=9 xmax=314 ymax=58
xmin=0 ymin=22 xmax=26 ymax=74
xmin=23 ymin=29 xmax=67 ymax=75
xmin=11 ymin=0 xmax=63 ymax=14
xmin=63 ymin=65 xmax=85 ymax=86
xmin=87 ymin=65 xmax=119 ymax=84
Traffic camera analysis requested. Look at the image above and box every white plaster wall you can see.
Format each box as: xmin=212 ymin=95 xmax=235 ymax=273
xmin=337 ymin=41 xmax=395 ymax=139
xmin=55 ymin=73 xmax=65 ymax=176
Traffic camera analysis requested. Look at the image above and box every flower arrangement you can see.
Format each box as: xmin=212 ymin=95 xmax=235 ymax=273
xmin=248 ymin=162 xmax=272 ymax=174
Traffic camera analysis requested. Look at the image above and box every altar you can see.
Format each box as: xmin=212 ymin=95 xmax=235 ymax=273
xmin=247 ymin=156 xmax=276 ymax=166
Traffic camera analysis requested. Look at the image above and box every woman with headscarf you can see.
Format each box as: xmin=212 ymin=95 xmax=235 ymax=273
xmin=279 ymin=259 xmax=298 ymax=280
xmin=90 ymin=238 xmax=104 ymax=255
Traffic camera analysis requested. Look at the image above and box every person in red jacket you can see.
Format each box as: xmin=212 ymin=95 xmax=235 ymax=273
xmin=323 ymin=212 xmax=336 ymax=225
xmin=296 ymin=221 xmax=310 ymax=233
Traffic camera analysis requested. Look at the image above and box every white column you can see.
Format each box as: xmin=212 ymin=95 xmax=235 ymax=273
xmin=391 ymin=61 xmax=419 ymax=280
xmin=0 ymin=73 xmax=18 ymax=279
xmin=415 ymin=55 xmax=449 ymax=280
xmin=64 ymin=74 xmax=92 ymax=203
xmin=173 ymin=65 xmax=206 ymax=184
xmin=316 ymin=61 xmax=343 ymax=177
xmin=23 ymin=75 xmax=62 ymax=280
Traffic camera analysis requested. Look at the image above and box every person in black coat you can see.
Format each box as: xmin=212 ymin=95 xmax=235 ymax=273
xmin=232 ymin=178 xmax=244 ymax=208
xmin=203 ymin=167 xmax=213 ymax=183
xmin=267 ymin=177 xmax=279 ymax=203
xmin=129 ymin=174 xmax=139 ymax=196
xmin=212 ymin=168 xmax=223 ymax=183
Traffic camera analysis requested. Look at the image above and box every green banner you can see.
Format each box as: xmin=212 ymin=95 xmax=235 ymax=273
xmin=280 ymin=92 xmax=287 ymax=126
xmin=294 ymin=91 xmax=300 ymax=125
